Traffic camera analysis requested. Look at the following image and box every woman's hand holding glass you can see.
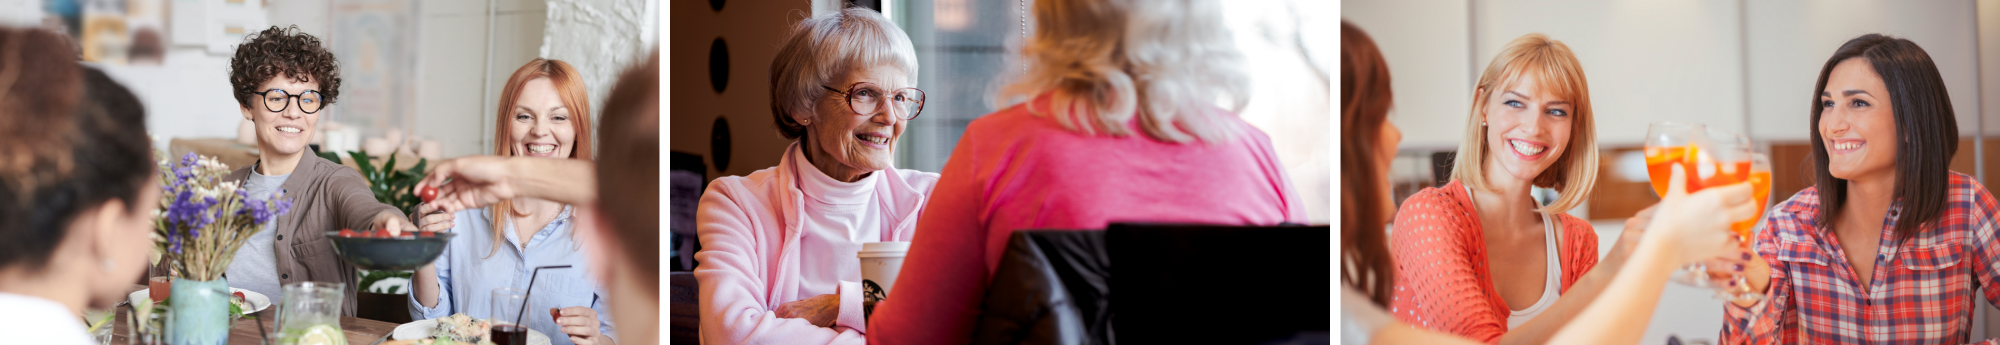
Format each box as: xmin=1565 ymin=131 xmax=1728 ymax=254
xmin=1645 ymin=123 xmax=1772 ymax=301
xmin=1646 ymin=163 xmax=1760 ymax=267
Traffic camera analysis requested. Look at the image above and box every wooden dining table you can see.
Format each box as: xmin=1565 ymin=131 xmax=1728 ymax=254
xmin=111 ymin=284 xmax=402 ymax=345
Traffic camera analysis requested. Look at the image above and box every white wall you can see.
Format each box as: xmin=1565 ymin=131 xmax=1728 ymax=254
xmin=1350 ymin=0 xmax=1985 ymax=146
xmin=96 ymin=0 xmax=549 ymax=158
xmin=1479 ymin=0 xmax=1747 ymax=146
xmin=1746 ymin=0 xmax=1980 ymax=141
xmin=443 ymin=0 xmax=550 ymax=158
xmin=1342 ymin=0 xmax=1470 ymax=151
xmin=541 ymin=0 xmax=659 ymax=135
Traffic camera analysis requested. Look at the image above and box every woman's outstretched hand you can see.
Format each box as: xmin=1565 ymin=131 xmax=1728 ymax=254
xmin=416 ymin=156 xmax=597 ymax=212
xmin=417 ymin=156 xmax=522 ymax=213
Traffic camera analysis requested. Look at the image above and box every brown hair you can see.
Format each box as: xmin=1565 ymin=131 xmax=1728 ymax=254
xmin=1808 ymin=34 xmax=1958 ymax=244
xmin=487 ymin=58 xmax=595 ymax=258
xmin=595 ymin=50 xmax=660 ymax=291
xmin=0 ymin=28 xmax=83 ymax=196
xmin=1340 ymin=21 xmax=1395 ymax=307
xmin=1449 ymin=33 xmax=1598 ymax=214
xmin=228 ymin=26 xmax=341 ymax=110
xmin=0 ymin=27 xmax=87 ymax=272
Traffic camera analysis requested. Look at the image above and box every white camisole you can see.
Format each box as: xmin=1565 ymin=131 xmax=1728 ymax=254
xmin=1462 ymin=185 xmax=1562 ymax=329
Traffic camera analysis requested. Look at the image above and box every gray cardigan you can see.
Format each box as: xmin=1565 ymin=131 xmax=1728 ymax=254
xmin=222 ymin=154 xmax=403 ymax=316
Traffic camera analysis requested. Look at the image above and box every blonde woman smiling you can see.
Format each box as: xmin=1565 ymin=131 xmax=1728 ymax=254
xmin=1388 ymin=33 xmax=1626 ymax=344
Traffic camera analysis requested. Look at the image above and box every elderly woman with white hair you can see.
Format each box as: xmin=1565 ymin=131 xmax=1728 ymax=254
xmin=692 ymin=7 xmax=935 ymax=344
xmin=865 ymin=0 xmax=1305 ymax=343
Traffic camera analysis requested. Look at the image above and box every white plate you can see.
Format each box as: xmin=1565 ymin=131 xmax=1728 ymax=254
xmin=127 ymin=288 xmax=270 ymax=314
xmin=391 ymin=319 xmax=552 ymax=345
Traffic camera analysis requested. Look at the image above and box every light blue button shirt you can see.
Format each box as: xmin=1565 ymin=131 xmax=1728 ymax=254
xmin=408 ymin=206 xmax=614 ymax=344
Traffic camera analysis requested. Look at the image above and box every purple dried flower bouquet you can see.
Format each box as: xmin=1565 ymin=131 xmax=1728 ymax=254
xmin=154 ymin=152 xmax=293 ymax=281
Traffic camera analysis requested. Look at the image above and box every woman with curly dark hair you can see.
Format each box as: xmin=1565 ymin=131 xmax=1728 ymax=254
xmin=216 ymin=25 xmax=414 ymax=316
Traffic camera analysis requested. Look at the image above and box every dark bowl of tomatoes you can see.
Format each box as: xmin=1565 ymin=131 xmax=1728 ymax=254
xmin=325 ymin=229 xmax=455 ymax=271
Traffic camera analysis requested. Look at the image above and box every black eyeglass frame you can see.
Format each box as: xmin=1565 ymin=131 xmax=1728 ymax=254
xmin=249 ymin=89 xmax=327 ymax=114
xmin=822 ymin=82 xmax=925 ymax=120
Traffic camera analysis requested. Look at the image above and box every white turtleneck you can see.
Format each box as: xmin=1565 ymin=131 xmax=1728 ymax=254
xmin=792 ymin=147 xmax=886 ymax=298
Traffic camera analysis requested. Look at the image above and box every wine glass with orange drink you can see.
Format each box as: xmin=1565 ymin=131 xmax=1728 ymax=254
xmin=1645 ymin=122 xmax=1769 ymax=301
xmin=1710 ymin=152 xmax=1774 ymax=302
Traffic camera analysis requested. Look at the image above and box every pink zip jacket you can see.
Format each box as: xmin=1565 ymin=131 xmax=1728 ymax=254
xmin=694 ymin=142 xmax=940 ymax=344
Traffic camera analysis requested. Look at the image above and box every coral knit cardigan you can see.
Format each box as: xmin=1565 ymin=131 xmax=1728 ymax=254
xmin=1388 ymin=180 xmax=1599 ymax=343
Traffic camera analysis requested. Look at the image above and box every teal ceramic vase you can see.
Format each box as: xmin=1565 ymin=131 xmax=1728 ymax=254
xmin=167 ymin=277 xmax=229 ymax=345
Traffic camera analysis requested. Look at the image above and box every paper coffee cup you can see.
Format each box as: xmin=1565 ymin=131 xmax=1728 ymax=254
xmin=858 ymin=242 xmax=911 ymax=300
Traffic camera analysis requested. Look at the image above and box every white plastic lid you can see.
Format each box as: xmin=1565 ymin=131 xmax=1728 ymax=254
xmin=857 ymin=241 xmax=911 ymax=258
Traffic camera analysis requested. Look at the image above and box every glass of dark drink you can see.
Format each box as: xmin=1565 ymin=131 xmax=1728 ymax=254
xmin=490 ymin=288 xmax=529 ymax=345
xmin=490 ymin=324 xmax=529 ymax=345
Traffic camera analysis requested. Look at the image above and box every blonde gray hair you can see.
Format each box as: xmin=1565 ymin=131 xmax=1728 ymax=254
xmin=995 ymin=0 xmax=1249 ymax=143
xmin=769 ymin=7 xmax=919 ymax=140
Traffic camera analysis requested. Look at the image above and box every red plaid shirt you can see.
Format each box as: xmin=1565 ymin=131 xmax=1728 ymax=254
xmin=1722 ymin=172 xmax=2000 ymax=344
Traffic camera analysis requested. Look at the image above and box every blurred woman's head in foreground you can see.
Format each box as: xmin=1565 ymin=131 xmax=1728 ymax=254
xmin=0 ymin=27 xmax=160 ymax=313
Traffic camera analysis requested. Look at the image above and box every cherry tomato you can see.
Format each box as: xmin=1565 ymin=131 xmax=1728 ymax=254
xmin=551 ymin=309 xmax=562 ymax=323
xmin=372 ymin=229 xmax=393 ymax=238
xmin=418 ymin=231 xmax=436 ymax=238
xmin=338 ymin=229 xmax=359 ymax=237
xmin=233 ymin=291 xmax=246 ymax=300
xmin=418 ymin=185 xmax=440 ymax=203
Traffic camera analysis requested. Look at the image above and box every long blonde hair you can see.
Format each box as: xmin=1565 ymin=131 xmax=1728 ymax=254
xmin=995 ymin=0 xmax=1248 ymax=143
xmin=1449 ymin=33 xmax=1598 ymax=214
xmin=488 ymin=58 xmax=593 ymax=258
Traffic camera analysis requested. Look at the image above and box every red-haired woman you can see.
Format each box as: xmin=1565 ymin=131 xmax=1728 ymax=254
xmin=408 ymin=58 xmax=615 ymax=345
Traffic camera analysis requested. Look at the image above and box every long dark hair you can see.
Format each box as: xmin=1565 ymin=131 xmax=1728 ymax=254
xmin=1807 ymin=34 xmax=1958 ymax=244
xmin=1340 ymin=21 xmax=1396 ymax=307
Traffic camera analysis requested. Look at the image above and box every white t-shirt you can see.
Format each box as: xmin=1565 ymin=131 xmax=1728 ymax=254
xmin=791 ymin=148 xmax=885 ymax=298
xmin=0 ymin=292 xmax=96 ymax=344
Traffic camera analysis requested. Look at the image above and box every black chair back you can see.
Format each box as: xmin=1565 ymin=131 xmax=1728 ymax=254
xmin=670 ymin=271 xmax=701 ymax=344
xmin=972 ymin=230 xmax=1112 ymax=345
xmin=971 ymin=223 xmax=1330 ymax=345
xmin=1108 ymin=223 xmax=1330 ymax=344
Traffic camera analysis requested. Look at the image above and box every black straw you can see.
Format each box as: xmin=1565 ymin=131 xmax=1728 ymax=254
xmin=516 ymin=265 xmax=572 ymax=327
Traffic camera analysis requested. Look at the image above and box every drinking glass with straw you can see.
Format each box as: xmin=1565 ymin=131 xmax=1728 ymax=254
xmin=490 ymin=265 xmax=571 ymax=345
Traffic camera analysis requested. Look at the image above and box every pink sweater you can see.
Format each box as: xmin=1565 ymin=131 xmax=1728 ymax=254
xmin=694 ymin=143 xmax=939 ymax=344
xmin=867 ymin=98 xmax=1307 ymax=345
